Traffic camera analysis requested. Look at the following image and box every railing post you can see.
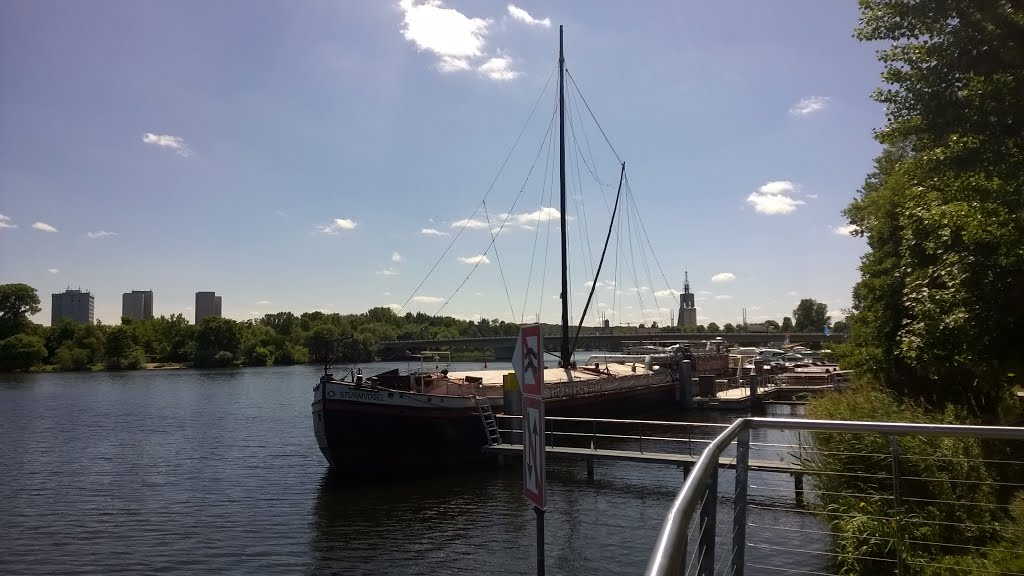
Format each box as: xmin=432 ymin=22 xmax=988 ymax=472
xmin=890 ymin=435 xmax=905 ymax=576
xmin=698 ymin=465 xmax=717 ymax=576
xmin=732 ymin=428 xmax=749 ymax=576
xmin=639 ymin=422 xmax=644 ymax=454
xmin=592 ymin=419 xmax=597 ymax=450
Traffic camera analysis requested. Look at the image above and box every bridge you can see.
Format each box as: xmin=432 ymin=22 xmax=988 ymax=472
xmin=379 ymin=332 xmax=846 ymax=359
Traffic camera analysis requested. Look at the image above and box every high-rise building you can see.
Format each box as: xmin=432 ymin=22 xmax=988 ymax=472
xmin=677 ymin=271 xmax=697 ymax=327
xmin=121 ymin=290 xmax=154 ymax=321
xmin=52 ymin=289 xmax=95 ymax=325
xmin=195 ymin=292 xmax=222 ymax=323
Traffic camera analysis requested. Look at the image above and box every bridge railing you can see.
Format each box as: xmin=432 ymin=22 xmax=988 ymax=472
xmin=644 ymin=418 xmax=1024 ymax=576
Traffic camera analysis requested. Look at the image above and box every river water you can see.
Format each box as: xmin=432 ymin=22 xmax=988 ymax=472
xmin=0 ymin=361 xmax=828 ymax=575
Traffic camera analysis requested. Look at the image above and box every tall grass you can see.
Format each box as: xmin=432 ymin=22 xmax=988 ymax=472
xmin=802 ymin=384 xmax=1023 ymax=574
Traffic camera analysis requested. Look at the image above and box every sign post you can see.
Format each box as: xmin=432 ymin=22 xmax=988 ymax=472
xmin=518 ymin=324 xmax=545 ymax=575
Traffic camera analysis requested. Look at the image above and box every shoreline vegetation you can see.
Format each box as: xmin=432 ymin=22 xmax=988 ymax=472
xmin=0 ymin=283 xmax=840 ymax=374
xmin=800 ymin=1 xmax=1024 ymax=573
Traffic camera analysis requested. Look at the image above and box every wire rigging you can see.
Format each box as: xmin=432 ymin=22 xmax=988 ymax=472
xmin=433 ymin=102 xmax=558 ymax=318
xmin=481 ymin=201 xmax=517 ymax=322
xmin=395 ymin=65 xmax=557 ymax=316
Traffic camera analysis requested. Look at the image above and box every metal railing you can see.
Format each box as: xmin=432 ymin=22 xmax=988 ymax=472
xmin=644 ymin=417 xmax=1024 ymax=576
xmin=494 ymin=415 xmax=729 ymax=456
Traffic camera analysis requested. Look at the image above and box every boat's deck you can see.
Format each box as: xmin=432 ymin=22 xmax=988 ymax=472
xmin=445 ymin=362 xmax=661 ymax=388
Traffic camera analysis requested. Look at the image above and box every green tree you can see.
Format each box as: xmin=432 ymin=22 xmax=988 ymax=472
xmin=0 ymin=334 xmax=47 ymax=371
xmin=105 ymin=325 xmax=133 ymax=367
xmin=843 ymin=0 xmax=1024 ymax=413
xmin=792 ymin=299 xmax=830 ymax=333
xmin=781 ymin=317 xmax=794 ymax=332
xmin=722 ymin=323 xmax=736 ymax=333
xmin=305 ymin=323 xmax=340 ymax=362
xmin=0 ymin=283 xmax=42 ymax=339
xmin=764 ymin=320 xmax=780 ymax=331
xmin=706 ymin=322 xmax=720 ymax=333
xmin=831 ymin=320 xmax=848 ymax=334
xmin=194 ymin=317 xmax=241 ymax=367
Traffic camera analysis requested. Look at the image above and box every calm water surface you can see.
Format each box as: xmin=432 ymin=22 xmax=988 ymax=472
xmin=0 ymin=363 xmax=827 ymax=575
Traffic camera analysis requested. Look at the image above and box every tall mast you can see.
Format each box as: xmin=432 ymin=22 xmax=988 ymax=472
xmin=558 ymin=25 xmax=570 ymax=367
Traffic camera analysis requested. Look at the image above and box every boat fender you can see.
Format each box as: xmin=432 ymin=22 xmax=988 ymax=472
xmin=631 ymin=363 xmax=636 ymax=373
xmin=644 ymin=355 xmax=653 ymax=371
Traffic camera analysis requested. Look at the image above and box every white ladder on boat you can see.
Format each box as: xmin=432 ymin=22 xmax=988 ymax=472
xmin=473 ymin=395 xmax=502 ymax=446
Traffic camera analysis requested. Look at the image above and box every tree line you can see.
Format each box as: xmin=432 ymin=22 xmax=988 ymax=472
xmin=1 ymin=283 xmax=843 ymax=372
xmin=0 ymin=283 xmax=523 ymax=372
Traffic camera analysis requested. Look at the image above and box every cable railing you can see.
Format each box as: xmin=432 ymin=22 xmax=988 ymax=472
xmin=644 ymin=418 xmax=1024 ymax=576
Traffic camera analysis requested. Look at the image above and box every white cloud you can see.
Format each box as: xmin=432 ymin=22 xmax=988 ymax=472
xmin=391 ymin=251 xmax=403 ymax=263
xmin=87 ymin=230 xmax=118 ymax=239
xmin=508 ymin=206 xmax=559 ymax=226
xmin=828 ymin=309 xmax=846 ymax=319
xmin=257 ymin=300 xmax=272 ymax=305
xmin=806 ymin=194 xmax=819 ymax=199
xmin=746 ymin=181 xmax=806 ymax=215
xmin=185 ymin=305 xmax=193 ymax=311
xmin=697 ymin=290 xmax=713 ymax=295
xmin=316 ymin=218 xmax=357 ymax=235
xmin=833 ymin=224 xmax=861 ymax=236
xmin=749 ymin=305 xmax=762 ymax=311
xmin=398 ymin=0 xmax=490 ymax=73
xmin=411 ymin=295 xmax=445 ymax=304
xmin=789 ymin=96 xmax=831 ymax=116
xmin=376 ymin=268 xmax=400 ymax=276
xmin=655 ymin=288 xmax=680 ymax=298
xmin=142 ymin=132 xmax=192 ymax=157
xmin=475 ymin=291 xmax=484 ymax=296
xmin=714 ymin=295 xmax=733 ymax=300
xmin=421 ymin=228 xmax=450 ymax=236
xmin=478 ymin=56 xmax=519 ymax=81
xmin=48 ymin=268 xmax=59 ymax=275
xmin=387 ymin=303 xmax=403 ymax=311
xmin=457 ymin=254 xmax=491 ymax=265
xmin=711 ymin=272 xmax=736 ymax=283
xmin=0 ymin=214 xmax=16 ymax=229
xmin=507 ymin=4 xmax=550 ymax=27
xmin=787 ymin=290 xmax=798 ymax=297
xmin=32 ymin=222 xmax=58 ymax=233
xmin=451 ymin=218 xmax=489 ymax=229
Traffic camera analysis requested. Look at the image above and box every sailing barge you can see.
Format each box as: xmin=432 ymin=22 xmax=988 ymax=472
xmin=312 ymin=27 xmax=729 ymax=472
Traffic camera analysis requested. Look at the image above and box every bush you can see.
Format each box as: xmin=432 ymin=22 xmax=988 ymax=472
xmin=273 ymin=343 xmax=308 ymax=366
xmin=243 ymin=345 xmax=273 ymax=367
xmin=804 ymin=384 xmax=1011 ymax=574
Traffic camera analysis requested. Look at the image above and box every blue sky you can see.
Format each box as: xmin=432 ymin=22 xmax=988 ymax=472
xmin=1 ymin=1 xmax=880 ymax=327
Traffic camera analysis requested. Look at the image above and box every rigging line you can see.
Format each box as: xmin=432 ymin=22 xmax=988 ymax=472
xmin=629 ymin=181 xmax=664 ymax=323
xmin=567 ymin=75 xmax=615 ymax=195
xmin=565 ymin=94 xmax=597 ymax=278
xmin=565 ymin=69 xmax=622 ymax=164
xmin=537 ymin=143 xmax=555 ymax=324
xmin=520 ymin=108 xmax=555 ymax=323
xmin=624 ymin=174 xmax=675 ymax=292
xmin=566 ymin=82 xmax=616 ymax=197
xmin=482 ymin=201 xmax=517 ymax=323
xmin=624 ymin=194 xmax=651 ymax=324
xmin=433 ymin=101 xmax=558 ymax=318
xmin=396 ymin=64 xmax=556 ymax=315
xmin=570 ymin=163 xmax=626 ymax=356
xmin=612 ymin=190 xmax=623 ymax=325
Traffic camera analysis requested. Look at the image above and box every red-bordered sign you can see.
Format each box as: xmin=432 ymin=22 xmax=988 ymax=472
xmin=522 ymin=395 xmax=546 ymax=509
xmin=519 ymin=324 xmax=543 ymax=397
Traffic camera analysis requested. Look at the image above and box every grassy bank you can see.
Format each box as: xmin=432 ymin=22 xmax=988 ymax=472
xmin=803 ymin=384 xmax=1024 ymax=574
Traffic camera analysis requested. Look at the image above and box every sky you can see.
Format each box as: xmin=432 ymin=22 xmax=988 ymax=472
xmin=0 ymin=1 xmax=881 ymax=328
